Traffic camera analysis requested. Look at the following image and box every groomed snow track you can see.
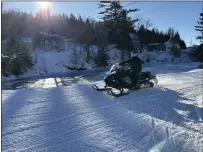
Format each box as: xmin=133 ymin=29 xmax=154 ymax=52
xmin=2 ymin=63 xmax=203 ymax=152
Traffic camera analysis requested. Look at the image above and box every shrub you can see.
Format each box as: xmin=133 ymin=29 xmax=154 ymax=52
xmin=171 ymin=43 xmax=181 ymax=57
xmin=191 ymin=44 xmax=203 ymax=62
xmin=2 ymin=36 xmax=33 ymax=76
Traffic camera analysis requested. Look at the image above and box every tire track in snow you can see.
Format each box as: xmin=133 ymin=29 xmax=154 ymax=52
xmin=5 ymin=93 xmax=175 ymax=151
xmin=2 ymin=83 xmax=201 ymax=119
xmin=3 ymin=113 xmax=128 ymax=151
xmin=114 ymin=85 xmax=203 ymax=151
xmin=1 ymin=88 xmax=184 ymax=137
xmin=4 ymin=102 xmax=163 ymax=151
xmin=115 ymin=121 xmax=166 ymax=152
xmin=4 ymin=90 xmax=201 ymax=152
xmin=2 ymin=80 xmax=202 ymax=151
xmin=3 ymin=84 xmax=202 ymax=137
xmin=12 ymin=112 xmax=151 ymax=152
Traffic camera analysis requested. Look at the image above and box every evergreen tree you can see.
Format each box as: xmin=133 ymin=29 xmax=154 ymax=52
xmin=192 ymin=12 xmax=203 ymax=62
xmin=167 ymin=27 xmax=175 ymax=38
xmin=94 ymin=22 xmax=108 ymax=66
xmin=99 ymin=1 xmax=123 ymax=43
xmin=171 ymin=43 xmax=181 ymax=57
xmin=173 ymin=32 xmax=181 ymax=42
xmin=195 ymin=12 xmax=203 ymax=42
xmin=179 ymin=39 xmax=187 ymax=49
xmin=99 ymin=1 xmax=139 ymax=60
xmin=116 ymin=10 xmax=135 ymax=58
xmin=173 ymin=32 xmax=186 ymax=49
xmin=99 ymin=1 xmax=122 ymax=28
xmin=2 ymin=36 xmax=33 ymax=76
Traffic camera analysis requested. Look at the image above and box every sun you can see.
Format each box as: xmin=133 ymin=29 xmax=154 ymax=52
xmin=38 ymin=2 xmax=50 ymax=9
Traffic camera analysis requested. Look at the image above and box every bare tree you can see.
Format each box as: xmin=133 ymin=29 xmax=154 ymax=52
xmin=144 ymin=19 xmax=153 ymax=29
xmin=135 ymin=16 xmax=142 ymax=29
xmin=136 ymin=18 xmax=153 ymax=30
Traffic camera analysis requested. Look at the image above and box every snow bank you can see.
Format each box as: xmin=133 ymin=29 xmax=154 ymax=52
xmin=138 ymin=49 xmax=190 ymax=64
xmin=138 ymin=40 xmax=193 ymax=64
xmin=32 ymin=51 xmax=70 ymax=74
xmin=2 ymin=43 xmax=99 ymax=81
xmin=2 ymin=40 xmax=196 ymax=81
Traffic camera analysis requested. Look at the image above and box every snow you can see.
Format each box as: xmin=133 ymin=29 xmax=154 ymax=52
xmin=2 ymin=39 xmax=196 ymax=82
xmin=2 ymin=63 xmax=203 ymax=152
xmin=2 ymin=46 xmax=97 ymax=81
xmin=164 ymin=39 xmax=173 ymax=49
xmin=138 ymin=46 xmax=192 ymax=64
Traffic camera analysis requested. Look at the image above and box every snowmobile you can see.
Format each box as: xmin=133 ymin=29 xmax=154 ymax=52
xmin=92 ymin=63 xmax=158 ymax=97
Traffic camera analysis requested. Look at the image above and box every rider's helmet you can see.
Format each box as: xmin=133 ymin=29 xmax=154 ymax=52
xmin=131 ymin=50 xmax=138 ymax=58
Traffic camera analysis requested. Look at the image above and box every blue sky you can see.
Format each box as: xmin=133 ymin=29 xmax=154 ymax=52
xmin=4 ymin=1 xmax=202 ymax=46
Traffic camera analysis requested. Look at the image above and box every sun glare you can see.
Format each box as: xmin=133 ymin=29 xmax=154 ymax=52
xmin=38 ymin=2 xmax=50 ymax=9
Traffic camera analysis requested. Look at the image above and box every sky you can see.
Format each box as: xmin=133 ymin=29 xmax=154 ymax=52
xmin=3 ymin=1 xmax=202 ymax=46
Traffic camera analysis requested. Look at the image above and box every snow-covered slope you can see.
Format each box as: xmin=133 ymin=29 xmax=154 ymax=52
xmin=2 ymin=40 xmax=195 ymax=81
xmin=2 ymin=63 xmax=203 ymax=152
xmin=2 ymin=43 xmax=97 ymax=81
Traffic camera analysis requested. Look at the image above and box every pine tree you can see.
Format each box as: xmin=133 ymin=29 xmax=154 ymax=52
xmin=99 ymin=1 xmax=123 ymax=43
xmin=99 ymin=1 xmax=122 ymax=28
xmin=195 ymin=13 xmax=203 ymax=42
xmin=2 ymin=36 xmax=33 ymax=76
xmin=170 ymin=31 xmax=186 ymax=49
xmin=94 ymin=22 xmax=108 ymax=66
xmin=167 ymin=27 xmax=175 ymax=38
xmin=99 ymin=1 xmax=139 ymax=60
xmin=179 ymin=40 xmax=187 ymax=49
xmin=193 ymin=12 xmax=203 ymax=62
xmin=173 ymin=32 xmax=181 ymax=43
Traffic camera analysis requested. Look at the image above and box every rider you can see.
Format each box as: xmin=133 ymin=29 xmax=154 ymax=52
xmin=119 ymin=50 xmax=142 ymax=89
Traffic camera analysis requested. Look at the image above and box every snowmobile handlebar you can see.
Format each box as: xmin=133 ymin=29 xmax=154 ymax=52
xmin=108 ymin=63 xmax=131 ymax=75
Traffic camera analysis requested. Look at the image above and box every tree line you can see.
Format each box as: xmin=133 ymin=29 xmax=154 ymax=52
xmin=2 ymin=2 xmax=187 ymax=48
xmin=2 ymin=1 xmax=192 ymax=76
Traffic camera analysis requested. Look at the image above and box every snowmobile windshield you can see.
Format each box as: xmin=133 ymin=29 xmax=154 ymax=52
xmin=109 ymin=63 xmax=121 ymax=73
xmin=109 ymin=63 xmax=131 ymax=74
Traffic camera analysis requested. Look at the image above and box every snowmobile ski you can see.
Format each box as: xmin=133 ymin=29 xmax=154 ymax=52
xmin=92 ymin=84 xmax=111 ymax=91
xmin=107 ymin=88 xmax=129 ymax=97
xmin=107 ymin=82 xmax=154 ymax=97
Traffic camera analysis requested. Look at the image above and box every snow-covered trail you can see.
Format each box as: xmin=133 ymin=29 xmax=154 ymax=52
xmin=2 ymin=62 xmax=199 ymax=90
xmin=2 ymin=63 xmax=203 ymax=152
xmin=2 ymin=69 xmax=108 ymax=90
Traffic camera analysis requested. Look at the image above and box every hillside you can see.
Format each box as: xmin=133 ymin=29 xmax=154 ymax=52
xmin=2 ymin=39 xmax=195 ymax=81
